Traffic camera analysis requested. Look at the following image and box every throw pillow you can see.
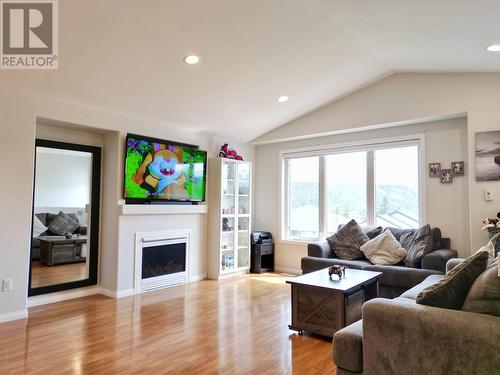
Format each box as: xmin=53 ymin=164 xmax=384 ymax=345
xmin=337 ymin=224 xmax=383 ymax=239
xmin=477 ymin=240 xmax=496 ymax=266
xmin=363 ymin=226 xmax=384 ymax=240
xmin=462 ymin=265 xmax=500 ymax=316
xmin=416 ymin=250 xmax=489 ymax=310
xmin=327 ymin=219 xmax=369 ymax=260
xmin=360 ymin=230 xmax=407 ymax=265
xmin=400 ymin=224 xmax=433 ymax=268
xmin=32 ymin=215 xmax=48 ymax=237
xmin=48 ymin=211 xmax=79 ymax=236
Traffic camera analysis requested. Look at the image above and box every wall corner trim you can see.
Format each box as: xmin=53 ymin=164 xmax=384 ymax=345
xmin=274 ymin=267 xmax=302 ymax=276
xmin=0 ymin=309 xmax=28 ymax=323
xmin=99 ymin=288 xmax=135 ymax=299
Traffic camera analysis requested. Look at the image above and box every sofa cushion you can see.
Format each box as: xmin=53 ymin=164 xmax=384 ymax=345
xmin=462 ymin=258 xmax=500 ymax=316
xmin=327 ymin=219 xmax=369 ymax=260
xmin=48 ymin=211 xmax=80 ymax=236
xmin=333 ymin=320 xmax=363 ymax=373
xmin=32 ymin=215 xmax=48 ymax=237
xmin=400 ymin=224 xmax=433 ymax=268
xmin=301 ymin=256 xmax=371 ymax=274
xmin=399 ymin=275 xmax=443 ymax=300
xmin=360 ymin=230 xmax=407 ymax=265
xmin=363 ymin=263 xmax=441 ymax=290
xmin=385 ymin=227 xmax=413 ymax=241
xmin=416 ymin=250 xmax=489 ymax=310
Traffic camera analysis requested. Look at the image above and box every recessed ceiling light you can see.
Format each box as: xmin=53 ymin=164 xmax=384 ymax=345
xmin=277 ymin=95 xmax=289 ymax=103
xmin=486 ymin=44 xmax=500 ymax=52
xmin=183 ymin=55 xmax=201 ymax=64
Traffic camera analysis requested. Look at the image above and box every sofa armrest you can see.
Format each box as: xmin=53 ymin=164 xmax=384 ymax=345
xmin=77 ymin=225 xmax=88 ymax=236
xmin=307 ymin=241 xmax=332 ymax=258
xmin=362 ymin=298 xmax=500 ymax=375
xmin=446 ymin=257 xmax=465 ymax=272
xmin=422 ymin=249 xmax=458 ymax=273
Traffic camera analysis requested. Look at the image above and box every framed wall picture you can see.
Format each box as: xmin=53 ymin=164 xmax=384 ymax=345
xmin=429 ymin=162 xmax=441 ymax=177
xmin=451 ymin=161 xmax=464 ymax=176
xmin=441 ymin=169 xmax=453 ymax=184
xmin=476 ymin=131 xmax=500 ymax=181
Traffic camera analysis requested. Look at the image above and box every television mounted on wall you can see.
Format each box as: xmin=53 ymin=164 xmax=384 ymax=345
xmin=124 ymin=133 xmax=207 ymax=203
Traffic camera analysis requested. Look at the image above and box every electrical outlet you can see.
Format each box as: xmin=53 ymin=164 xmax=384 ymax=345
xmin=2 ymin=278 xmax=13 ymax=292
xmin=484 ymin=191 xmax=493 ymax=201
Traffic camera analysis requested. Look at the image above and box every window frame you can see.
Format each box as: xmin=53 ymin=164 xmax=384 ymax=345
xmin=280 ymin=134 xmax=426 ymax=243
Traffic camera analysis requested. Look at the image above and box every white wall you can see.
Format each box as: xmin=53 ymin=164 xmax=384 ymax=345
xmin=254 ymin=73 xmax=500 ymax=259
xmin=254 ymin=117 xmax=469 ymax=273
xmin=0 ymin=88 xmax=255 ymax=319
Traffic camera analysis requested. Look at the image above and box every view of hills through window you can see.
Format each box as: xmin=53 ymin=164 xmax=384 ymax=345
xmin=287 ymin=145 xmax=419 ymax=240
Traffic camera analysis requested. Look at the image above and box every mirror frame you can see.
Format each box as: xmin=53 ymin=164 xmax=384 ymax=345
xmin=28 ymin=139 xmax=101 ymax=296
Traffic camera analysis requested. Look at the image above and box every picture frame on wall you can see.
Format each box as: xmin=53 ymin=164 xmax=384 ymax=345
xmin=440 ymin=169 xmax=453 ymax=184
xmin=451 ymin=161 xmax=464 ymax=176
xmin=475 ymin=131 xmax=500 ymax=181
xmin=429 ymin=162 xmax=441 ymax=177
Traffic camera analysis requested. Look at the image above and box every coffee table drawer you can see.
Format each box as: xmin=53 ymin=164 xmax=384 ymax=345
xmin=345 ymin=289 xmax=364 ymax=326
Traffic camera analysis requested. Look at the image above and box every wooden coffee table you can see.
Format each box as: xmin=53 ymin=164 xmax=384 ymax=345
xmin=287 ymin=268 xmax=381 ymax=337
xmin=38 ymin=236 xmax=87 ymax=266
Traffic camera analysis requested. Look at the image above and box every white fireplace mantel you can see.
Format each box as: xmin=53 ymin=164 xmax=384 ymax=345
xmin=120 ymin=203 xmax=208 ymax=216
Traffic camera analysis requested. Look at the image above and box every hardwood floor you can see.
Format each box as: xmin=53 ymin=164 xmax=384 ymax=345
xmin=31 ymin=261 xmax=87 ymax=288
xmin=0 ymin=273 xmax=336 ymax=374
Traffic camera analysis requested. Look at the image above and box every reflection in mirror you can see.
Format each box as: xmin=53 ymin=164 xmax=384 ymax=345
xmin=31 ymin=146 xmax=92 ymax=289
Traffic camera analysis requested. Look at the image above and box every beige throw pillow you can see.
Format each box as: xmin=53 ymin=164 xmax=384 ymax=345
xmin=360 ymin=231 xmax=407 ymax=265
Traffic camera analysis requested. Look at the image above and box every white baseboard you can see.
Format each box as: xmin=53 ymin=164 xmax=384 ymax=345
xmin=275 ymin=266 xmax=302 ymax=275
xmin=0 ymin=309 xmax=28 ymax=323
xmin=28 ymin=286 xmax=101 ymax=307
xmin=189 ymin=273 xmax=207 ymax=282
xmin=99 ymin=288 xmax=135 ymax=299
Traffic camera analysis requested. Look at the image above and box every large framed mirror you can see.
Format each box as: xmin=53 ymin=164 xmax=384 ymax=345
xmin=29 ymin=139 xmax=101 ymax=296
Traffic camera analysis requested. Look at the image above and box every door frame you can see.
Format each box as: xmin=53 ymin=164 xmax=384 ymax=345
xmin=28 ymin=139 xmax=101 ymax=296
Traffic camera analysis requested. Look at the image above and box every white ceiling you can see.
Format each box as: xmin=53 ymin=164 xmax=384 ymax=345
xmin=1 ymin=0 xmax=499 ymax=142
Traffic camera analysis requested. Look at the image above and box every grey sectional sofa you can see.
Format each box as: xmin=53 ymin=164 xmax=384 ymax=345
xmin=302 ymin=227 xmax=457 ymax=298
xmin=333 ymin=260 xmax=500 ymax=374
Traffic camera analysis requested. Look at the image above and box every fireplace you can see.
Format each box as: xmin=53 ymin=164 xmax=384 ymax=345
xmin=134 ymin=230 xmax=191 ymax=293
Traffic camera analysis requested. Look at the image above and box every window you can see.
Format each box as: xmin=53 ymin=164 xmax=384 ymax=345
xmin=283 ymin=140 xmax=422 ymax=241
xmin=286 ymin=157 xmax=319 ymax=240
xmin=375 ymin=147 xmax=419 ymax=228
xmin=326 ymin=152 xmax=367 ymax=234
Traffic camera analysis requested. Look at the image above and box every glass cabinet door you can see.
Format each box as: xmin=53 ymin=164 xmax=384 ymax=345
xmin=221 ymin=214 xmax=235 ymax=272
xmin=237 ymin=216 xmax=250 ymax=268
xmin=221 ymin=161 xmax=237 ymax=215
xmin=237 ymin=162 xmax=250 ymax=215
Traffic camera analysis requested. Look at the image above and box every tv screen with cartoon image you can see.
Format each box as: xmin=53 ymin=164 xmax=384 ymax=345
xmin=124 ymin=134 xmax=207 ymax=202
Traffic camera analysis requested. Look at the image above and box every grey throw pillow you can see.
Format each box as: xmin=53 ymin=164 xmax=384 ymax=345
xmin=337 ymin=224 xmax=383 ymax=239
xmin=462 ymin=266 xmax=500 ymax=316
xmin=48 ymin=211 xmax=79 ymax=236
xmin=400 ymin=224 xmax=433 ymax=268
xmin=327 ymin=219 xmax=369 ymax=260
xmin=416 ymin=250 xmax=489 ymax=310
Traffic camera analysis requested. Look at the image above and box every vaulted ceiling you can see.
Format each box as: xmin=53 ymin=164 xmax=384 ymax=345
xmin=1 ymin=0 xmax=499 ymax=141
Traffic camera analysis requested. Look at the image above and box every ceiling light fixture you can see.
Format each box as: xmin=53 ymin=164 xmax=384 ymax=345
xmin=277 ymin=95 xmax=290 ymax=103
xmin=183 ymin=55 xmax=201 ymax=64
xmin=486 ymin=44 xmax=500 ymax=52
